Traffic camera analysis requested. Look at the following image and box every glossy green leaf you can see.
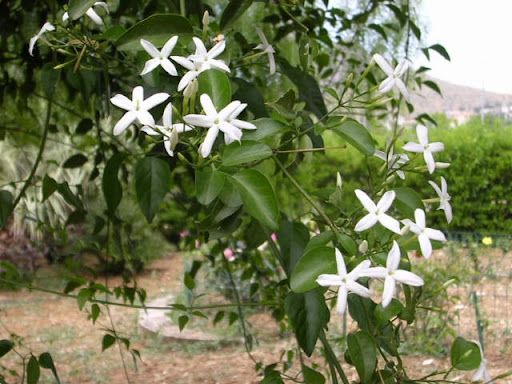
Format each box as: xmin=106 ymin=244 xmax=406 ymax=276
xmin=290 ymin=247 xmax=336 ymax=293
xmin=303 ymin=365 xmax=326 ymax=384
xmin=195 ymin=167 xmax=226 ymax=205
xmin=102 ymin=334 xmax=116 ymax=351
xmin=222 ymin=141 xmax=272 ymax=167
xmin=393 ymin=187 xmax=424 ymax=217
xmin=27 ymin=355 xmax=40 ymax=384
xmin=0 ymin=191 xmax=13 ymax=229
xmin=347 ymin=331 xmax=377 ymax=383
xmin=243 ymin=118 xmax=286 ymax=141
xmin=329 ymin=117 xmax=375 ymax=155
xmin=75 ymin=118 xmax=93 ymax=135
xmin=450 ymin=337 xmax=481 ymax=370
xmin=68 ymin=0 xmax=96 ymax=20
xmin=279 ymin=59 xmax=327 ymax=118
xmin=277 ymin=220 xmax=310 ymax=276
xmin=233 ymin=78 xmax=268 ymax=117
xmin=429 ymin=44 xmax=451 ymax=61
xmin=102 ymin=153 xmax=125 ymax=215
xmin=42 ymin=175 xmax=58 ymax=201
xmin=220 ymin=0 xmax=254 ymax=31
xmin=135 ymin=157 xmax=172 ymax=223
xmin=178 ymin=315 xmax=189 ymax=331
xmin=115 ymin=14 xmax=193 ymax=51
xmin=0 ymin=340 xmax=14 ymax=358
xmin=197 ymin=69 xmax=232 ymax=109
xmin=231 ymin=169 xmax=279 ymax=230
xmin=374 ymin=299 xmax=403 ymax=326
xmin=39 ymin=352 xmax=61 ymax=384
xmin=304 ymin=231 xmax=335 ymax=253
xmin=285 ymin=289 xmax=329 ymax=356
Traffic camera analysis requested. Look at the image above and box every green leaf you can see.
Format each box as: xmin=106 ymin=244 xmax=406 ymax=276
xmin=303 ymin=365 xmax=325 ymax=384
xmin=195 ymin=167 xmax=226 ymax=205
xmin=102 ymin=153 xmax=125 ymax=215
xmin=243 ymin=118 xmax=285 ymax=141
xmin=220 ymin=0 xmax=254 ymax=31
xmin=290 ymin=247 xmax=336 ymax=293
xmin=27 ymin=355 xmax=40 ymax=384
xmin=393 ymin=187 xmax=424 ymax=217
xmin=279 ymin=59 xmax=327 ymax=118
xmin=222 ymin=141 xmax=272 ymax=167
xmin=178 ymin=315 xmax=189 ymax=331
xmin=233 ymin=78 xmax=268 ymax=118
xmin=304 ymin=231 xmax=335 ymax=253
xmin=39 ymin=353 xmax=61 ymax=384
xmin=115 ymin=14 xmax=193 ymax=51
xmin=42 ymin=175 xmax=58 ymax=201
xmin=0 ymin=191 xmax=13 ymax=229
xmin=90 ymin=304 xmax=100 ymax=324
xmin=135 ymin=157 xmax=172 ymax=223
xmin=231 ymin=169 xmax=279 ymax=230
xmin=374 ymin=299 xmax=403 ymax=326
xmin=75 ymin=118 xmax=93 ymax=135
xmin=0 ymin=340 xmax=14 ymax=358
xmin=77 ymin=288 xmax=91 ymax=310
xmin=62 ymin=154 xmax=88 ymax=168
xmin=68 ymin=0 xmax=96 ymax=20
xmin=329 ymin=117 xmax=375 ymax=155
xmin=347 ymin=331 xmax=377 ymax=383
xmin=348 ymin=295 xmax=377 ymax=333
xmin=197 ymin=69 xmax=232 ymax=109
xmin=450 ymin=337 xmax=481 ymax=370
xmin=57 ymin=182 xmax=83 ymax=210
xmin=102 ymin=334 xmax=116 ymax=351
xmin=423 ymin=80 xmax=442 ymax=96
xmin=285 ymin=289 xmax=329 ymax=356
xmin=429 ymin=44 xmax=451 ymax=61
xmin=278 ymin=220 xmax=310 ymax=277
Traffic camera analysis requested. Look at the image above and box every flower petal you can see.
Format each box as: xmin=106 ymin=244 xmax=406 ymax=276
xmin=355 ymin=189 xmax=377 ymax=212
xmin=161 ymin=35 xmax=178 ymax=57
xmin=183 ymin=114 xmax=214 ymax=127
xmin=162 ymin=103 xmax=173 ymax=127
xmin=336 ymin=287 xmax=348 ymax=314
xmin=354 ymin=213 xmax=378 ymax=232
xmin=335 ymin=248 xmax=347 ymax=276
xmin=376 ymin=190 xmax=395 ymax=212
xmin=140 ymin=125 xmax=159 ymax=136
xmin=140 ymin=58 xmax=160 ymax=76
xmin=394 ymin=270 xmax=424 ymax=286
xmin=346 ymin=280 xmax=371 ymax=298
xmin=414 ymin=209 xmax=426 ymax=229
xmin=177 ymin=70 xmax=199 ymax=92
xmin=423 ymin=150 xmax=436 ymax=174
xmin=386 ymin=241 xmax=401 ymax=271
xmin=316 ymin=274 xmax=342 ymax=287
xmin=231 ymin=119 xmax=256 ymax=130
xmin=395 ymin=79 xmax=410 ymax=102
xmin=171 ymin=56 xmax=196 ymax=71
xmin=348 ymin=260 xmax=372 ymax=279
xmin=218 ymin=121 xmax=242 ymax=142
xmin=373 ymin=54 xmax=394 ymax=76
xmin=428 ymin=180 xmax=442 ymax=198
xmin=209 ymin=59 xmax=230 ymax=73
xmin=359 ymin=266 xmax=387 ymax=279
xmin=378 ymin=77 xmax=395 ymax=93
xmin=418 ymin=233 xmax=432 ymax=259
xmin=199 ymin=126 xmax=219 ymax=158
xmin=142 ymin=92 xmax=170 ymax=110
xmin=402 ymin=142 xmax=424 ymax=153
xmin=425 ymin=228 xmax=446 ymax=242
xmin=136 ymin=110 xmax=155 ymax=126
xmin=219 ymin=101 xmax=242 ymax=121
xmin=208 ymin=40 xmax=225 ymax=59
xmin=113 ymin=111 xmax=136 ymax=136
xmin=200 ymin=94 xmax=218 ymax=116
xmin=163 ymin=139 xmax=174 ymax=157
xmin=192 ymin=37 xmax=208 ymax=56
xmin=110 ymin=94 xmax=133 ymax=111
xmin=173 ymin=123 xmax=193 ymax=133
xmin=378 ymin=213 xmax=401 ymax=234
xmin=428 ymin=142 xmax=445 ymax=153
xmin=443 ymin=202 xmax=453 ymax=224
xmin=161 ymin=59 xmax=178 ymax=76
xmin=382 ymin=276 xmax=396 ymax=308
xmin=394 ymin=60 xmax=409 ymax=77
xmin=132 ymin=86 xmax=144 ymax=104
xmin=85 ymin=8 xmax=103 ymax=25
xmin=268 ymin=51 xmax=276 ymax=75
xmin=416 ymin=124 xmax=429 ymax=146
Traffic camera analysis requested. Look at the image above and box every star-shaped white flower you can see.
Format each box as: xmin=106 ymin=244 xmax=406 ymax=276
xmin=183 ymin=94 xmax=255 ymax=158
xmin=223 ymin=102 xmax=256 ymax=145
xmin=29 ymin=22 xmax=55 ymax=56
xmin=401 ymin=209 xmax=446 ymax=259
xmin=255 ymin=28 xmax=276 ymax=75
xmin=110 ymin=86 xmax=169 ymax=136
xmin=374 ymin=147 xmax=409 ymax=180
xmin=372 ymin=54 xmax=410 ymax=101
xmin=172 ymin=38 xmax=230 ymax=92
xmin=361 ymin=241 xmax=424 ymax=307
xmin=403 ymin=124 xmax=444 ymax=174
xmin=316 ymin=249 xmax=371 ymax=314
xmin=354 ymin=189 xmax=401 ymax=234
xmin=62 ymin=2 xmax=109 ymax=26
xmin=141 ymin=103 xmax=192 ymax=157
xmin=140 ymin=36 xmax=179 ymax=76
xmin=428 ymin=176 xmax=452 ymax=223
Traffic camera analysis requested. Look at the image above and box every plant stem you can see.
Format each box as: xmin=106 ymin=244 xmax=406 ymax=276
xmin=274 ymin=156 xmax=338 ymax=234
xmin=319 ymin=331 xmax=349 ymax=384
xmin=10 ymin=98 xmax=53 ymax=214
xmin=180 ymin=0 xmax=186 ymax=17
xmin=273 ymin=146 xmax=346 ymax=154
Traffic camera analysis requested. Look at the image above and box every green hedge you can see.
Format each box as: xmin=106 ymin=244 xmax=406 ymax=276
xmin=295 ymin=116 xmax=512 ymax=234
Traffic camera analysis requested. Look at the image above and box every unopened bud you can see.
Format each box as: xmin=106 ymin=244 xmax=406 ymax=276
xmin=336 ymin=172 xmax=343 ymax=189
xmin=202 ymin=10 xmax=209 ymax=28
xmin=358 ymin=240 xmax=368 ymax=254
xmin=435 ymin=162 xmax=450 ymax=169
xmin=183 ymin=78 xmax=198 ymax=99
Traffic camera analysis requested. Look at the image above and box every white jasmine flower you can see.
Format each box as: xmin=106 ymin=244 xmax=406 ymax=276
xmin=183 ymin=94 xmax=254 ymax=158
xmin=354 ymin=189 xmax=401 ymax=234
xmin=172 ymin=38 xmax=230 ymax=92
xmin=62 ymin=2 xmax=109 ymax=26
xmin=255 ymin=28 xmax=276 ymax=75
xmin=316 ymin=249 xmax=371 ymax=314
xmin=372 ymin=54 xmax=410 ymax=101
xmin=110 ymin=86 xmax=169 ymax=136
xmin=403 ymin=124 xmax=444 ymax=174
xmin=428 ymin=176 xmax=453 ymax=223
xmin=140 ymin=36 xmax=179 ymax=76
xmin=361 ymin=241 xmax=424 ymax=307
xmin=374 ymin=147 xmax=409 ymax=180
xmin=223 ymin=102 xmax=256 ymax=145
xmin=401 ymin=209 xmax=446 ymax=259
xmin=141 ymin=103 xmax=192 ymax=157
xmin=29 ymin=22 xmax=55 ymax=56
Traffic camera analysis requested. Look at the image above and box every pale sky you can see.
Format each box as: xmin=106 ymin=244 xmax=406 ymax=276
xmin=421 ymin=0 xmax=512 ymax=94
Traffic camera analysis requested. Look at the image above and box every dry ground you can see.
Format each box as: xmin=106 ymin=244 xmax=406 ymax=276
xmin=0 ymin=252 xmax=510 ymax=383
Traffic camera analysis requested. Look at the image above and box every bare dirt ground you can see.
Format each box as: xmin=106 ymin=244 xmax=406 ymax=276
xmin=0 ymin=251 xmax=511 ymax=383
